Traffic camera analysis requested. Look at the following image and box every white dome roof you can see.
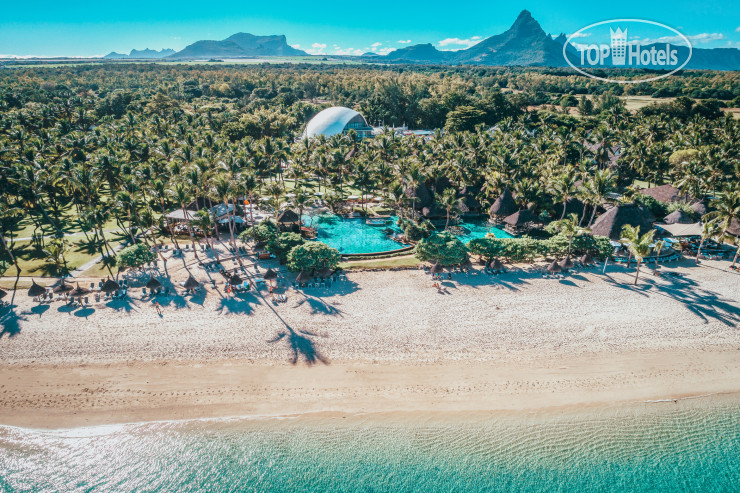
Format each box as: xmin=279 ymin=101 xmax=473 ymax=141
xmin=303 ymin=106 xmax=368 ymax=139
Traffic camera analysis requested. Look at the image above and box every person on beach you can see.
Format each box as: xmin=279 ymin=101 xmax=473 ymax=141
xmin=154 ymin=301 xmax=162 ymax=315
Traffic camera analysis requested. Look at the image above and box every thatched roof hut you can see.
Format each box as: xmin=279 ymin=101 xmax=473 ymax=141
xmin=183 ymin=275 xmax=199 ymax=290
xmin=145 ymin=277 xmax=162 ymax=290
xmin=663 ymin=210 xmax=694 ymax=224
xmin=431 ymin=262 xmax=444 ymax=274
xmin=101 ymin=279 xmax=120 ymax=293
xmin=639 ymin=185 xmax=688 ymax=203
xmin=489 ymin=189 xmax=518 ymax=218
xmin=28 ymin=281 xmax=46 ymax=298
xmin=691 ymin=201 xmax=708 ymax=217
xmin=263 ymin=268 xmax=278 ymax=280
xmin=504 ymin=208 xmax=537 ymax=227
xmin=490 ymin=259 xmax=504 ymax=271
xmin=729 ymin=218 xmax=740 ymax=237
xmin=229 ymin=274 xmax=242 ymax=285
xmin=277 ymin=210 xmax=300 ymax=224
xmin=589 ymin=204 xmax=655 ymax=240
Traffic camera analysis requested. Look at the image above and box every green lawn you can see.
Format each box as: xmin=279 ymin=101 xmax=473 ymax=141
xmin=340 ymin=255 xmax=420 ymax=271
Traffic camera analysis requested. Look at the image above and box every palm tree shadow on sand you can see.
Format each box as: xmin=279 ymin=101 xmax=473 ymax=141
xmin=0 ymin=305 xmax=25 ymax=338
xmin=605 ymin=269 xmax=740 ymax=326
xmin=268 ymin=327 xmax=329 ymax=366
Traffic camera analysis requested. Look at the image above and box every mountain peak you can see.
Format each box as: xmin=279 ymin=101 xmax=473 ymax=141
xmin=509 ymin=9 xmax=545 ymax=35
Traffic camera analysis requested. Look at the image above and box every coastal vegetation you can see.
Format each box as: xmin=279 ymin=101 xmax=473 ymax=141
xmin=0 ymin=63 xmax=738 ymax=280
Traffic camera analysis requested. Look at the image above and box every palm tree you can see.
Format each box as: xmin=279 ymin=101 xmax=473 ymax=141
xmin=620 ymin=225 xmax=655 ymax=285
xmin=550 ymin=213 xmax=584 ymax=256
xmin=292 ymin=187 xmax=314 ymax=228
xmin=652 ymin=239 xmax=665 ymax=274
xmin=695 ymin=221 xmax=722 ymax=263
xmin=550 ymin=169 xmax=578 ymax=219
xmin=437 ymin=188 xmax=460 ymax=230
xmin=169 ymin=182 xmax=200 ymax=260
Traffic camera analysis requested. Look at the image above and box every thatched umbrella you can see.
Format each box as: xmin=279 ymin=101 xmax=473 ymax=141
xmin=431 ymin=263 xmax=444 ymax=274
xmin=547 ymin=260 xmax=562 ymax=273
xmin=263 ymin=268 xmax=278 ymax=280
xmin=183 ymin=275 xmax=199 ymax=290
xmin=254 ymin=241 xmax=267 ymax=251
xmin=229 ymin=274 xmax=243 ymax=285
xmin=296 ymin=270 xmax=313 ymax=283
xmin=28 ymin=280 xmax=46 ymax=298
xmin=503 ymin=208 xmax=537 ymax=228
xmin=461 ymin=258 xmax=473 ymax=270
xmin=0 ymin=288 xmax=6 ymax=300
xmin=53 ymin=279 xmax=74 ymax=294
xmin=145 ymin=277 xmax=162 ymax=290
xmin=70 ymin=283 xmax=91 ymax=297
xmin=316 ymin=267 xmax=333 ymax=279
xmin=580 ymin=254 xmax=595 ymax=266
xmin=101 ymin=279 xmax=120 ymax=293
xmin=560 ymin=256 xmax=575 ymax=270
xmin=490 ymin=259 xmax=504 ymax=271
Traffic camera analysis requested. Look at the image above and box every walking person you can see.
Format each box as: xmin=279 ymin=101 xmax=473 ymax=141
xmin=154 ymin=301 xmax=162 ymax=316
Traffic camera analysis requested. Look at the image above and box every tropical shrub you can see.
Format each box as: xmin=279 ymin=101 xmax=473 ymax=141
xmin=467 ymin=234 xmax=612 ymax=262
xmin=116 ymin=243 xmax=156 ymax=270
xmin=239 ymin=220 xmax=277 ymax=243
xmin=414 ymin=231 xmax=467 ymax=266
xmin=287 ymin=241 xmax=341 ymax=272
xmin=268 ymin=232 xmax=305 ymax=263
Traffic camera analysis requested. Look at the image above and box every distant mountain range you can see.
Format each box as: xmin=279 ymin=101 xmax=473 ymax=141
xmin=102 ymin=10 xmax=739 ymax=70
xmin=104 ymin=48 xmax=175 ymax=59
xmin=377 ymin=10 xmax=739 ymax=70
xmin=169 ymin=33 xmax=306 ymax=59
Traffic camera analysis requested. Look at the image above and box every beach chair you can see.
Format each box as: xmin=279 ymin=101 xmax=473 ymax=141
xmin=84 ymin=297 xmax=90 ymax=307
xmin=95 ymin=293 xmax=100 ymax=302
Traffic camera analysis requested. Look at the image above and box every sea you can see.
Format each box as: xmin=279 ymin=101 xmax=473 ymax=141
xmin=1 ymin=396 xmax=738 ymax=492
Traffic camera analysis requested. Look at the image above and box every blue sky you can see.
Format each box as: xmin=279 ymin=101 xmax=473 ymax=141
xmin=1 ymin=1 xmax=738 ymax=57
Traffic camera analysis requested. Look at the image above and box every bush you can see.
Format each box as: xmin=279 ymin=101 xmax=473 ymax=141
xmin=631 ymin=193 xmax=668 ymax=218
xmin=287 ymin=241 xmax=341 ymax=272
xmin=467 ymin=234 xmax=612 ymax=262
xmin=268 ymin=232 xmax=305 ymax=263
xmin=413 ymin=231 xmax=467 ymax=266
xmin=116 ymin=243 xmax=156 ymax=270
xmin=239 ymin=220 xmax=277 ymax=243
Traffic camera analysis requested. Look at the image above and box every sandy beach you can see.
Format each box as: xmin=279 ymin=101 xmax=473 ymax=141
xmin=1 ymin=258 xmax=739 ymax=428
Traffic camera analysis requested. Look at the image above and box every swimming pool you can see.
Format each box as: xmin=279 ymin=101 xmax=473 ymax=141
xmin=454 ymin=217 xmax=514 ymax=243
xmin=310 ymin=215 xmax=512 ymax=255
xmin=312 ymin=215 xmax=409 ymax=254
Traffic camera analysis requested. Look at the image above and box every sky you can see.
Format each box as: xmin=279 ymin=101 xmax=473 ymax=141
xmin=1 ymin=0 xmax=739 ymax=57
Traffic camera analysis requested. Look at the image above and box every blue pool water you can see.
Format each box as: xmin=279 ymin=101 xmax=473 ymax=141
xmin=1 ymin=398 xmax=738 ymax=492
xmin=313 ymin=215 xmax=408 ymax=254
xmin=311 ymin=215 xmax=512 ymax=254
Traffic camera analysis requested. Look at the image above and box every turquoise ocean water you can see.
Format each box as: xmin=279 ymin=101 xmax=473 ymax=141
xmin=1 ymin=398 xmax=738 ymax=492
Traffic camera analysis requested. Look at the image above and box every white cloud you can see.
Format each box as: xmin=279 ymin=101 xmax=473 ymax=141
xmin=567 ymin=32 xmax=591 ymax=39
xmin=397 ymin=39 xmax=411 ymax=44
xmin=291 ymin=44 xmax=301 ymax=49
xmin=437 ymin=36 xmax=483 ymax=50
xmin=333 ymin=46 xmax=363 ymax=56
xmin=306 ymin=42 xmax=327 ymax=55
xmin=637 ymin=32 xmax=725 ymax=45
xmin=371 ymin=42 xmax=383 ymax=48
xmin=376 ymin=47 xmax=396 ymax=55
xmin=736 ymin=26 xmax=740 ymax=33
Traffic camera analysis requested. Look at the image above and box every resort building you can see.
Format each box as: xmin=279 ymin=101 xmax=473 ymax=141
xmin=303 ymin=106 xmax=373 ymax=139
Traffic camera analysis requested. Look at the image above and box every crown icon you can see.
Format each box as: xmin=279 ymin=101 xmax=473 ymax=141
xmin=610 ymin=27 xmax=628 ymax=65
